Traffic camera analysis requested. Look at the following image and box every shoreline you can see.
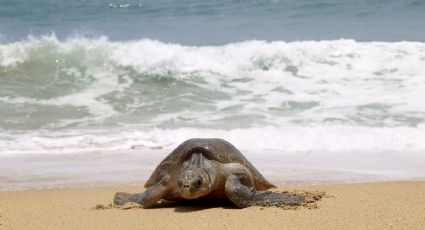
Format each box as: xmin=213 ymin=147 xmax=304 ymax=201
xmin=2 ymin=149 xmax=425 ymax=191
xmin=1 ymin=181 xmax=424 ymax=229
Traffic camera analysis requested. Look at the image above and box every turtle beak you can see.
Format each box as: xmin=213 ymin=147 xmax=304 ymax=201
xmin=181 ymin=184 xmax=192 ymax=198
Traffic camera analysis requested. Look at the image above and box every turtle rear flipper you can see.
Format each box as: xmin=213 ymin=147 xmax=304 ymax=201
xmin=225 ymin=175 xmax=304 ymax=208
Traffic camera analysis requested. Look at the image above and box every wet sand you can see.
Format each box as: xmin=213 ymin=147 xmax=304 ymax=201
xmin=1 ymin=181 xmax=424 ymax=230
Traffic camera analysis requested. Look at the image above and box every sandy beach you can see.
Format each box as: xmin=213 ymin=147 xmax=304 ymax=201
xmin=1 ymin=181 xmax=424 ymax=230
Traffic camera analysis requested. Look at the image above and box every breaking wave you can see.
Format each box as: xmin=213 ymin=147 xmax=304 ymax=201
xmin=1 ymin=35 xmax=425 ymax=154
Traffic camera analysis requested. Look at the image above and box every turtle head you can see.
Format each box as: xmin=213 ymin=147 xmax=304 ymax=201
xmin=178 ymin=168 xmax=212 ymax=199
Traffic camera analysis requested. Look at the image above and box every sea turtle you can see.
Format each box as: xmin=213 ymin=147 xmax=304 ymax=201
xmin=113 ymin=138 xmax=304 ymax=208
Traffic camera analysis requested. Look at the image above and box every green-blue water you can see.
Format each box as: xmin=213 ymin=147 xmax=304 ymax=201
xmin=1 ymin=0 xmax=425 ymax=154
xmin=1 ymin=0 xmax=425 ymax=44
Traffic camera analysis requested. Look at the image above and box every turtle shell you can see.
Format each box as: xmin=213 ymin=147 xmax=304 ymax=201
xmin=144 ymin=138 xmax=275 ymax=190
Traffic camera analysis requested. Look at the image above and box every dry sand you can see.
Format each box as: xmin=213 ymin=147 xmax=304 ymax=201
xmin=1 ymin=181 xmax=424 ymax=230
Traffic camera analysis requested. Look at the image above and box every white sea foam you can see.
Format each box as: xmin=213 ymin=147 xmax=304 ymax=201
xmin=1 ymin=125 xmax=425 ymax=155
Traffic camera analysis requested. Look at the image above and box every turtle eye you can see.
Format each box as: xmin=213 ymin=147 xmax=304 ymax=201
xmin=197 ymin=179 xmax=202 ymax=186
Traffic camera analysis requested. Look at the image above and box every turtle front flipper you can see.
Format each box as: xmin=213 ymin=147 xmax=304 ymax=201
xmin=224 ymin=175 xmax=304 ymax=208
xmin=114 ymin=175 xmax=170 ymax=208
xmin=113 ymin=192 xmax=141 ymax=205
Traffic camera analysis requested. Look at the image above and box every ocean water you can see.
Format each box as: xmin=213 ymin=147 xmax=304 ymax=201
xmin=1 ymin=0 xmax=425 ymax=43
xmin=1 ymin=0 xmax=425 ymax=189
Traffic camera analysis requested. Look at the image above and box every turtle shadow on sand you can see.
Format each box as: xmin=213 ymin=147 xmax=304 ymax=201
xmin=157 ymin=199 xmax=238 ymax=212
xmin=93 ymin=199 xmax=236 ymax=212
xmin=107 ymin=138 xmax=328 ymax=210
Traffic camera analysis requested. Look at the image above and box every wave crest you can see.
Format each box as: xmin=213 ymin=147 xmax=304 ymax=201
xmin=1 ymin=36 xmax=425 ymax=130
